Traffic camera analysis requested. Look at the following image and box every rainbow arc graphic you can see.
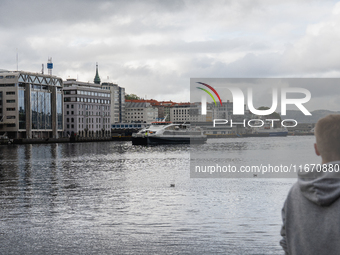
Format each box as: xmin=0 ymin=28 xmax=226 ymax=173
xmin=196 ymin=82 xmax=222 ymax=106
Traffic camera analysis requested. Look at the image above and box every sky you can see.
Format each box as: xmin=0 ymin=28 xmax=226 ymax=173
xmin=1 ymin=0 xmax=340 ymax=104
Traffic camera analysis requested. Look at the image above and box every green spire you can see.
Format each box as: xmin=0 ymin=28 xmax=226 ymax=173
xmin=94 ymin=62 xmax=101 ymax=84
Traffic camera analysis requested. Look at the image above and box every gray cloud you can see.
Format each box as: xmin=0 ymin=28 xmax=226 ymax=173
xmin=0 ymin=0 xmax=339 ymax=105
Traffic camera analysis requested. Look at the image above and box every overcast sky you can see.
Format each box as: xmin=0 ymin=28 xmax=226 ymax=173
xmin=1 ymin=0 xmax=340 ymax=103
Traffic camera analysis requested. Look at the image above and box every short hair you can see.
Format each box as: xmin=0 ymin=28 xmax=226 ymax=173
xmin=315 ymin=114 xmax=340 ymax=162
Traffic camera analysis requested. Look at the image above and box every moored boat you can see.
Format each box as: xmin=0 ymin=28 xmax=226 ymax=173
xmin=132 ymin=122 xmax=207 ymax=145
xmin=245 ymin=120 xmax=288 ymax=137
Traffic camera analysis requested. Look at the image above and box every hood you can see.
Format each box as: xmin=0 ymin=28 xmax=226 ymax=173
xmin=298 ymin=161 xmax=340 ymax=206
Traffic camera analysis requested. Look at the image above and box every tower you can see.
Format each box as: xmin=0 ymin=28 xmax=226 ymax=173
xmin=94 ymin=62 xmax=101 ymax=84
xmin=47 ymin=57 xmax=53 ymax=76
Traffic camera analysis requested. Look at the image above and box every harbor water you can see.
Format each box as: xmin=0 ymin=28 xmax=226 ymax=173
xmin=0 ymin=136 xmax=318 ymax=254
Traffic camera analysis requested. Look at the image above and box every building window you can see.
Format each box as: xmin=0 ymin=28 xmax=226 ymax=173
xmin=6 ymin=100 xmax=15 ymax=103
xmin=57 ymin=93 xmax=63 ymax=130
xmin=67 ymin=105 xmax=69 ymax=108
xmin=67 ymin=118 xmax=69 ymax=122
xmin=6 ymin=91 xmax=15 ymax=95
xmin=18 ymin=89 xmax=25 ymax=129
xmin=6 ymin=108 xmax=15 ymax=111
xmin=6 ymin=116 xmax=15 ymax=119
xmin=0 ymin=84 xmax=15 ymax=87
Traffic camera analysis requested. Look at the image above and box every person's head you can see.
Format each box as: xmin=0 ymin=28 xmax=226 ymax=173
xmin=314 ymin=114 xmax=340 ymax=163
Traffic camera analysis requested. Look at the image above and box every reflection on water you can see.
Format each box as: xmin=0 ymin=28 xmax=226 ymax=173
xmin=0 ymin=139 xmax=308 ymax=254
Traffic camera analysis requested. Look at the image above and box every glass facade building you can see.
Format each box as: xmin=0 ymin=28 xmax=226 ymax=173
xmin=0 ymin=71 xmax=63 ymax=139
xmin=31 ymin=89 xmax=52 ymax=130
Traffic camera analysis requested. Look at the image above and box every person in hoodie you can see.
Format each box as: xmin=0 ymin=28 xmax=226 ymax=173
xmin=280 ymin=114 xmax=340 ymax=255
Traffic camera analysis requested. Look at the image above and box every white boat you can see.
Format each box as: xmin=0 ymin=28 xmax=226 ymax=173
xmin=132 ymin=122 xmax=207 ymax=145
xmin=0 ymin=133 xmax=10 ymax=145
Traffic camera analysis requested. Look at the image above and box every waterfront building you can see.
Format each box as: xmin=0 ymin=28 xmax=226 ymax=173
xmin=125 ymin=99 xmax=191 ymax=122
xmin=169 ymin=102 xmax=216 ymax=123
xmin=158 ymin=101 xmax=174 ymax=121
xmin=0 ymin=70 xmax=63 ymax=139
xmin=188 ymin=101 xmax=232 ymax=122
xmin=63 ymin=79 xmax=111 ymax=137
xmin=188 ymin=101 xmax=250 ymax=123
xmin=209 ymin=101 xmax=232 ymax=120
xmin=147 ymin=100 xmax=183 ymax=122
xmin=188 ymin=103 xmax=213 ymax=122
xmin=101 ymin=82 xmax=125 ymax=123
xmin=124 ymin=101 xmax=158 ymax=123
xmin=170 ymin=104 xmax=190 ymax=123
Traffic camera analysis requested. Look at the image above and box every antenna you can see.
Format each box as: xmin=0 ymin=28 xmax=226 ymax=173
xmin=42 ymin=64 xmax=44 ymax=74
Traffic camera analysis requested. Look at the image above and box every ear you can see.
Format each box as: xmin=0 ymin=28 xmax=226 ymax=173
xmin=314 ymin=143 xmax=321 ymax=156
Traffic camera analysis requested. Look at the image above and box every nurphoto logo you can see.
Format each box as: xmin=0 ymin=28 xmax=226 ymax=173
xmin=197 ymin=82 xmax=311 ymax=116
xmin=196 ymin=81 xmax=311 ymax=128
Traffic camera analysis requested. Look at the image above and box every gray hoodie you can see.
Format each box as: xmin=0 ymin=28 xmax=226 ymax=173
xmin=280 ymin=161 xmax=340 ymax=255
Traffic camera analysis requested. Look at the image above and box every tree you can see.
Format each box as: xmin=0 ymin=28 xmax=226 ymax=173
xmin=125 ymin=94 xmax=140 ymax=100
xmin=257 ymin=106 xmax=282 ymax=127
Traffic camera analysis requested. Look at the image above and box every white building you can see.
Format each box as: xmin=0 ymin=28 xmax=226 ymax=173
xmin=170 ymin=104 xmax=213 ymax=123
xmin=124 ymin=101 xmax=158 ymax=123
xmin=170 ymin=105 xmax=190 ymax=123
xmin=101 ymin=82 xmax=125 ymax=123
xmin=63 ymin=79 xmax=111 ymax=137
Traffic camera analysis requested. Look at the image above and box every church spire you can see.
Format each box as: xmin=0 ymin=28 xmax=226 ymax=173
xmin=94 ymin=62 xmax=101 ymax=84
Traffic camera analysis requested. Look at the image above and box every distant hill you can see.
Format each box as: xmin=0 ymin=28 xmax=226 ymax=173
xmin=282 ymin=110 xmax=340 ymax=123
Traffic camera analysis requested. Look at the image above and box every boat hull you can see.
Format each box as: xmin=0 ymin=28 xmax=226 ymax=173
xmin=242 ymin=131 xmax=288 ymax=137
xmin=266 ymin=131 xmax=288 ymax=137
xmin=131 ymin=136 xmax=148 ymax=145
xmin=132 ymin=136 xmax=207 ymax=145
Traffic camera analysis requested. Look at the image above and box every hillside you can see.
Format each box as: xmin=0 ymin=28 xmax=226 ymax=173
xmin=282 ymin=110 xmax=340 ymax=123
